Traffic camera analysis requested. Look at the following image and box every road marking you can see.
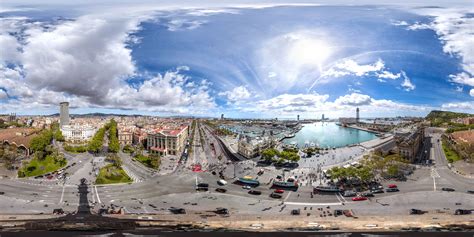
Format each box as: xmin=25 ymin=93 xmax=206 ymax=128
xmin=285 ymin=202 xmax=344 ymax=206
xmin=59 ymin=185 xmax=65 ymax=204
xmin=94 ymin=185 xmax=101 ymax=203
xmin=431 ymin=167 xmax=440 ymax=191
xmin=283 ymin=191 xmax=292 ymax=202
xmin=91 ymin=185 xmax=96 ymax=203
xmin=334 ymin=193 xmax=342 ymax=202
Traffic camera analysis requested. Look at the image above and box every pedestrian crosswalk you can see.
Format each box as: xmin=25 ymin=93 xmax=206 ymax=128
xmin=122 ymin=166 xmax=143 ymax=183
xmin=431 ymin=167 xmax=440 ymax=178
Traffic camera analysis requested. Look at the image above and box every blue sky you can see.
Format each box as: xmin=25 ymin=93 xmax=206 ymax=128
xmin=0 ymin=1 xmax=473 ymax=118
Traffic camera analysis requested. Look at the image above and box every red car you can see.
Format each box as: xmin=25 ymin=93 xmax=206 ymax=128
xmin=388 ymin=184 xmax=398 ymax=188
xmin=352 ymin=196 xmax=368 ymax=201
xmin=274 ymin=189 xmax=285 ymax=194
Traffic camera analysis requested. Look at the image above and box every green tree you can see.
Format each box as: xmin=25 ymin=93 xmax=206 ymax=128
xmin=261 ymin=148 xmax=278 ymax=161
xmin=149 ymin=154 xmax=161 ymax=169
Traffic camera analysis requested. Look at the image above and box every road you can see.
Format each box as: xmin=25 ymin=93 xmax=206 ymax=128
xmin=0 ymin=127 xmax=472 ymax=219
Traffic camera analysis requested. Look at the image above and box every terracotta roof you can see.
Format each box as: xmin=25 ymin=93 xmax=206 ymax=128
xmin=0 ymin=128 xmax=39 ymax=148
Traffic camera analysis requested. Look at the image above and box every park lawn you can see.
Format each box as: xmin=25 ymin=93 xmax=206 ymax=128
xmin=442 ymin=143 xmax=462 ymax=163
xmin=134 ymin=154 xmax=160 ymax=169
xmin=95 ymin=164 xmax=132 ymax=184
xmin=19 ymin=155 xmax=67 ymax=177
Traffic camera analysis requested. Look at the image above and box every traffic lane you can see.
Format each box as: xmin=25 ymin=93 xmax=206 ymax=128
xmin=352 ymin=191 xmax=474 ymax=216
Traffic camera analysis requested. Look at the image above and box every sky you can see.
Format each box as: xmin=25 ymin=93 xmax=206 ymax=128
xmin=0 ymin=0 xmax=473 ymax=118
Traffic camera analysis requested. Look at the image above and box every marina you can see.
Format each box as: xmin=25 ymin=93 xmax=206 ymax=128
xmin=283 ymin=122 xmax=378 ymax=149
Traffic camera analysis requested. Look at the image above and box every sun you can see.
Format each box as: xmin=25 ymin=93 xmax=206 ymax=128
xmin=287 ymin=34 xmax=332 ymax=71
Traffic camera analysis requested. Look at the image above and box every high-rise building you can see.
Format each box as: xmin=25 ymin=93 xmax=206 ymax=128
xmin=356 ymin=107 xmax=360 ymax=123
xmin=297 ymin=115 xmax=300 ymax=121
xmin=59 ymin=102 xmax=70 ymax=127
xmin=322 ymin=114 xmax=325 ymax=121
xmin=221 ymin=114 xmax=224 ymax=120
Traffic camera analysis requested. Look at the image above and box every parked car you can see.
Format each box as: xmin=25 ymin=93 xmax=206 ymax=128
xmin=343 ymin=190 xmax=356 ymax=197
xmin=274 ymin=189 xmax=285 ymax=194
xmin=371 ymin=189 xmax=384 ymax=194
xmin=467 ymin=190 xmax=474 ymax=194
xmin=242 ymin=185 xmax=252 ymax=190
xmin=385 ymin=188 xmax=399 ymax=192
xmin=410 ymin=209 xmax=425 ymax=215
xmin=248 ymin=190 xmax=262 ymax=195
xmin=169 ymin=207 xmax=186 ymax=214
xmin=352 ymin=196 xmax=368 ymax=201
xmin=291 ymin=209 xmax=301 ymax=215
xmin=215 ymin=188 xmax=227 ymax=193
xmin=0 ymin=192 xmax=5 ymax=195
xmin=362 ymin=192 xmax=374 ymax=197
xmin=454 ymin=209 xmax=472 ymax=215
xmin=215 ymin=208 xmax=229 ymax=215
xmin=270 ymin=193 xmax=282 ymax=199
xmin=441 ymin=187 xmax=455 ymax=192
xmin=53 ymin=208 xmax=65 ymax=215
xmin=217 ymin=180 xmax=227 ymax=186
xmin=387 ymin=184 xmax=398 ymax=188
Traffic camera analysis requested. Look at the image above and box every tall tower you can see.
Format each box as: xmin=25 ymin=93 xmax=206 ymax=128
xmin=356 ymin=107 xmax=360 ymax=123
xmin=221 ymin=114 xmax=224 ymax=120
xmin=322 ymin=114 xmax=325 ymax=121
xmin=59 ymin=102 xmax=70 ymax=127
xmin=297 ymin=115 xmax=300 ymax=121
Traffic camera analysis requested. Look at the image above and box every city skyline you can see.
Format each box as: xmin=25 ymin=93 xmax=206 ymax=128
xmin=0 ymin=0 xmax=473 ymax=118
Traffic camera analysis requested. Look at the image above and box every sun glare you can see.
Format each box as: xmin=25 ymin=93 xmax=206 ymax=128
xmin=288 ymin=36 xmax=331 ymax=70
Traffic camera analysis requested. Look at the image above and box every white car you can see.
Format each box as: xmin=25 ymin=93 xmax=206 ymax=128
xmin=242 ymin=185 xmax=251 ymax=190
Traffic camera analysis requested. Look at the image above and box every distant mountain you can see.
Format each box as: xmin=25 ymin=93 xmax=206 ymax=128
xmin=426 ymin=110 xmax=472 ymax=126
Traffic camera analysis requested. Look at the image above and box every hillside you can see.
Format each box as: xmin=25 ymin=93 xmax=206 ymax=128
xmin=426 ymin=110 xmax=472 ymax=127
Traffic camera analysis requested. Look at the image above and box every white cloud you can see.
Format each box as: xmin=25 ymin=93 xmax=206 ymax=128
xmin=407 ymin=22 xmax=431 ymax=31
xmin=470 ymin=89 xmax=474 ymax=97
xmin=21 ymin=15 xmax=141 ymax=104
xmin=376 ymin=70 xmax=401 ymax=80
xmin=401 ymin=72 xmax=415 ymax=91
xmin=441 ymin=101 xmax=474 ymax=111
xmin=323 ymin=59 xmax=385 ymax=78
xmin=165 ymin=19 xmax=206 ymax=31
xmin=218 ymin=86 xmax=251 ymax=102
xmin=450 ymin=72 xmax=474 ymax=87
xmin=391 ymin=20 xmax=408 ymax=26
xmin=334 ymin=93 xmax=372 ymax=106
xmin=455 ymin=86 xmax=463 ymax=92
xmin=254 ymin=93 xmax=329 ymax=112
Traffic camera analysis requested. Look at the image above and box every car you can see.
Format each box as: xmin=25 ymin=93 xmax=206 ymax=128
xmin=454 ymin=209 xmax=472 ymax=215
xmin=385 ymin=188 xmax=399 ymax=192
xmin=371 ymin=189 xmax=384 ymax=194
xmin=217 ymin=180 xmax=227 ymax=186
xmin=248 ymin=190 xmax=262 ymax=195
xmin=169 ymin=207 xmax=186 ymax=214
xmin=270 ymin=193 xmax=282 ymax=199
xmin=352 ymin=196 xmax=368 ymax=201
xmin=215 ymin=208 xmax=229 ymax=215
xmin=215 ymin=188 xmax=227 ymax=193
xmin=441 ymin=187 xmax=455 ymax=192
xmin=410 ymin=209 xmax=425 ymax=215
xmin=242 ymin=185 xmax=252 ymax=190
xmin=291 ymin=209 xmax=301 ymax=215
xmin=274 ymin=189 xmax=285 ymax=194
xmin=0 ymin=192 xmax=5 ymax=195
xmin=387 ymin=184 xmax=398 ymax=188
xmin=362 ymin=192 xmax=374 ymax=197
xmin=196 ymin=187 xmax=208 ymax=191
xmin=467 ymin=190 xmax=474 ymax=194
xmin=197 ymin=183 xmax=209 ymax=188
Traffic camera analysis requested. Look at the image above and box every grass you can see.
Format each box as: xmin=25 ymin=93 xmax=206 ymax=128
xmin=134 ymin=154 xmax=160 ymax=169
xmin=95 ymin=164 xmax=133 ymax=184
xmin=18 ymin=155 xmax=67 ymax=177
xmin=442 ymin=142 xmax=462 ymax=163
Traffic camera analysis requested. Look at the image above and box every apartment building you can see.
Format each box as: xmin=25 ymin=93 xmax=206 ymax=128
xmin=147 ymin=126 xmax=189 ymax=156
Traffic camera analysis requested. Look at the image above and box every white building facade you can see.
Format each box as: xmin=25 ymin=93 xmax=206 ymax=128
xmin=61 ymin=124 xmax=97 ymax=143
